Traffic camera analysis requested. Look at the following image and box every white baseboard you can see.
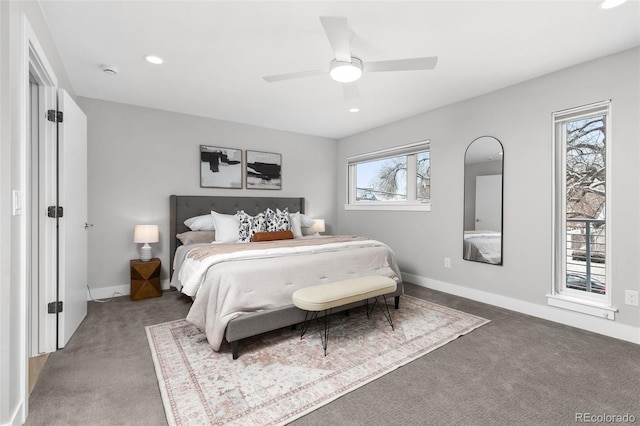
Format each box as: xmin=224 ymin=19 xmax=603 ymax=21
xmin=402 ymin=272 xmax=640 ymax=345
xmin=86 ymin=280 xmax=171 ymax=301
xmin=4 ymin=400 xmax=24 ymax=426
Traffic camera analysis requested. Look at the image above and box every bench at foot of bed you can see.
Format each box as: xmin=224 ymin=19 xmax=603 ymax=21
xmin=227 ymin=281 xmax=402 ymax=360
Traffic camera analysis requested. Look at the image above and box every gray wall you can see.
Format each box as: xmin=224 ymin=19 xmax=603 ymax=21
xmin=77 ymin=97 xmax=337 ymax=293
xmin=336 ymin=48 xmax=640 ymax=331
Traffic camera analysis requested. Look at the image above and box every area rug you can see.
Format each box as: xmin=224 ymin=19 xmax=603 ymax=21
xmin=146 ymin=295 xmax=489 ymax=426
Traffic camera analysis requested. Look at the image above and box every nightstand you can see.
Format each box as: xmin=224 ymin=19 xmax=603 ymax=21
xmin=130 ymin=258 xmax=162 ymax=301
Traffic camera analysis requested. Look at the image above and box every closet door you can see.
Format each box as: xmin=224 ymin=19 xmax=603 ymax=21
xmin=57 ymin=89 xmax=88 ymax=348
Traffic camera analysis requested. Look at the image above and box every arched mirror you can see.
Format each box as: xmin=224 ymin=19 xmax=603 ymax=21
xmin=463 ymin=136 xmax=503 ymax=265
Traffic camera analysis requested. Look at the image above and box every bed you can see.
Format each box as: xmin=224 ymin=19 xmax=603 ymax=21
xmin=463 ymin=231 xmax=502 ymax=264
xmin=169 ymin=195 xmax=404 ymax=359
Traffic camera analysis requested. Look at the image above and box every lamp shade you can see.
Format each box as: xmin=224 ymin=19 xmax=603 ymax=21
xmin=310 ymin=219 xmax=325 ymax=234
xmin=134 ymin=225 xmax=159 ymax=243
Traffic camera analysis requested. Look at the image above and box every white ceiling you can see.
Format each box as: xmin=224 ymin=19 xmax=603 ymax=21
xmin=39 ymin=1 xmax=640 ymax=139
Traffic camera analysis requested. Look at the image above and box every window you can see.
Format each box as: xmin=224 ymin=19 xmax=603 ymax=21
xmin=346 ymin=141 xmax=430 ymax=211
xmin=548 ymin=101 xmax=615 ymax=319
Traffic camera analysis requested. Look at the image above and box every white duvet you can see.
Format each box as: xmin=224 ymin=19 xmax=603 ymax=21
xmin=177 ymin=236 xmax=402 ymax=350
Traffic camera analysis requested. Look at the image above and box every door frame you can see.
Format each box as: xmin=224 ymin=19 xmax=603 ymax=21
xmin=19 ymin=14 xmax=59 ymax=418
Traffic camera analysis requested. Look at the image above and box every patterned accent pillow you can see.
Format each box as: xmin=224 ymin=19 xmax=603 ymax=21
xmin=236 ymin=211 xmax=266 ymax=243
xmin=264 ymin=208 xmax=290 ymax=232
xmin=275 ymin=208 xmax=291 ymax=231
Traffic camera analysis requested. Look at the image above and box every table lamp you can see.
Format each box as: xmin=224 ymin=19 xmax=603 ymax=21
xmin=310 ymin=219 xmax=325 ymax=236
xmin=134 ymin=224 xmax=159 ymax=261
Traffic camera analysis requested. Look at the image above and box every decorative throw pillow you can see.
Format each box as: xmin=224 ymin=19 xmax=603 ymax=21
xmin=252 ymin=230 xmax=294 ymax=242
xmin=236 ymin=210 xmax=266 ymax=243
xmin=276 ymin=208 xmax=291 ymax=230
xmin=264 ymin=207 xmax=290 ymax=232
xmin=264 ymin=208 xmax=276 ymax=232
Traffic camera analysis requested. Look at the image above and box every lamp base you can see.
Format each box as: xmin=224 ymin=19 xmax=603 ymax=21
xmin=140 ymin=243 xmax=152 ymax=261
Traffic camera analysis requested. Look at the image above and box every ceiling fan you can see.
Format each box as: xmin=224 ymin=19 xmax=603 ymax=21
xmin=263 ymin=16 xmax=438 ymax=111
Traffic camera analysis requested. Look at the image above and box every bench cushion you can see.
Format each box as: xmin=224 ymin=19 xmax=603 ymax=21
xmin=292 ymin=276 xmax=397 ymax=311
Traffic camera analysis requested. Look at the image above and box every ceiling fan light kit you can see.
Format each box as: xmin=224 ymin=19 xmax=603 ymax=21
xmin=329 ymin=57 xmax=363 ymax=83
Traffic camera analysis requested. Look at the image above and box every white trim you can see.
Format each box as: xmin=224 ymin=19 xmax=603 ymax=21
xmin=22 ymin=17 xmax=58 ymax=356
xmin=5 ymin=400 xmax=23 ymax=426
xmin=346 ymin=140 xmax=430 ymax=163
xmin=343 ymin=203 xmax=431 ymax=212
xmin=86 ymin=284 xmax=130 ymax=301
xmin=546 ymin=294 xmax=616 ymax=320
xmin=346 ymin=140 xmax=431 ymax=208
xmin=19 ymin=15 xmax=59 ymax=422
xmin=551 ymin=100 xmax=613 ymax=311
xmin=86 ymin=279 xmax=171 ymax=301
xmin=402 ymin=272 xmax=640 ymax=345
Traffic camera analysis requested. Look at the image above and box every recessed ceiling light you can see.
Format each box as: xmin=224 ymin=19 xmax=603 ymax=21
xmin=599 ymin=0 xmax=628 ymax=9
xmin=349 ymin=107 xmax=360 ymax=113
xmin=144 ymin=55 xmax=164 ymax=65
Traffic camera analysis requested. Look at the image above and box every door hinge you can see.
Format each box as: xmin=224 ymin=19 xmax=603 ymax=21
xmin=47 ymin=206 xmax=63 ymax=218
xmin=48 ymin=301 xmax=63 ymax=314
xmin=47 ymin=109 xmax=63 ymax=123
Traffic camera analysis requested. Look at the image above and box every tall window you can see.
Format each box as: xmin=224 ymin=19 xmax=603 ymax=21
xmin=346 ymin=141 xmax=430 ymax=211
xmin=550 ymin=101 xmax=613 ymax=318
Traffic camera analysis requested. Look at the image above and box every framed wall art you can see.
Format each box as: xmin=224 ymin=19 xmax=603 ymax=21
xmin=246 ymin=150 xmax=282 ymax=190
xmin=200 ymin=145 xmax=242 ymax=188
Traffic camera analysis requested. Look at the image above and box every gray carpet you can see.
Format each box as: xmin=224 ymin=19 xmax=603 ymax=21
xmin=26 ymin=284 xmax=640 ymax=426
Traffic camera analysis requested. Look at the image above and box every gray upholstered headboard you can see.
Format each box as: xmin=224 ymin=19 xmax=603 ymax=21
xmin=169 ymin=195 xmax=305 ymax=275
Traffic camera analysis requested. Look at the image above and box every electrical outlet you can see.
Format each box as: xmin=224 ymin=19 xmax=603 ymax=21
xmin=625 ymin=290 xmax=639 ymax=306
xmin=444 ymin=257 xmax=451 ymax=268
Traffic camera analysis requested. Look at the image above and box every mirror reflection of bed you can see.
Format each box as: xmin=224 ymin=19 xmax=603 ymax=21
xmin=463 ymin=136 xmax=503 ymax=265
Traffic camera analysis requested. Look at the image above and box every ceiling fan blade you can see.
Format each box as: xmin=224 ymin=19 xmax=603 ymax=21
xmin=342 ymin=82 xmax=361 ymax=109
xmin=263 ymin=69 xmax=327 ymax=83
xmin=320 ymin=16 xmax=352 ymax=62
xmin=366 ymin=56 xmax=438 ymax=73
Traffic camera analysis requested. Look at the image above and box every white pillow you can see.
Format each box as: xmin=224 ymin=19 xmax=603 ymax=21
xmin=211 ymin=211 xmax=239 ymax=242
xmin=184 ymin=214 xmax=215 ymax=231
xmin=299 ymin=213 xmax=315 ymax=228
xmin=290 ymin=212 xmax=303 ymax=238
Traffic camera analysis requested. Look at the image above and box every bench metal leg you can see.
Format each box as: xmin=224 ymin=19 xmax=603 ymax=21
xmin=395 ymin=295 xmax=400 ymax=309
xmin=380 ymin=295 xmax=395 ymax=330
xmin=321 ymin=309 xmax=331 ymax=356
xmin=366 ymin=295 xmax=395 ymax=331
xmin=299 ymin=311 xmax=317 ymax=339
xmin=300 ymin=309 xmax=332 ymax=356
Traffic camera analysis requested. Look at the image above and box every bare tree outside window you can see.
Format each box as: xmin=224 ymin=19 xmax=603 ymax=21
xmin=416 ymin=152 xmax=431 ymax=201
xmin=566 ymin=116 xmax=606 ymax=220
xmin=564 ymin=114 xmax=607 ymax=293
xmin=355 ymin=152 xmax=430 ymax=202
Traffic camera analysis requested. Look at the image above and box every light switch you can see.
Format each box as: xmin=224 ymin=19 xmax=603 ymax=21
xmin=12 ymin=190 xmax=22 ymax=216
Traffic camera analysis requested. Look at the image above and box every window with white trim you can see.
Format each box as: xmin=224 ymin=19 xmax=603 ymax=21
xmin=548 ymin=101 xmax=616 ymax=319
xmin=346 ymin=141 xmax=430 ymax=211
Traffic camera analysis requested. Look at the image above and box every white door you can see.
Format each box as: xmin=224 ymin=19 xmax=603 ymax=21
xmin=57 ymin=90 xmax=88 ymax=348
xmin=475 ymin=174 xmax=502 ymax=232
